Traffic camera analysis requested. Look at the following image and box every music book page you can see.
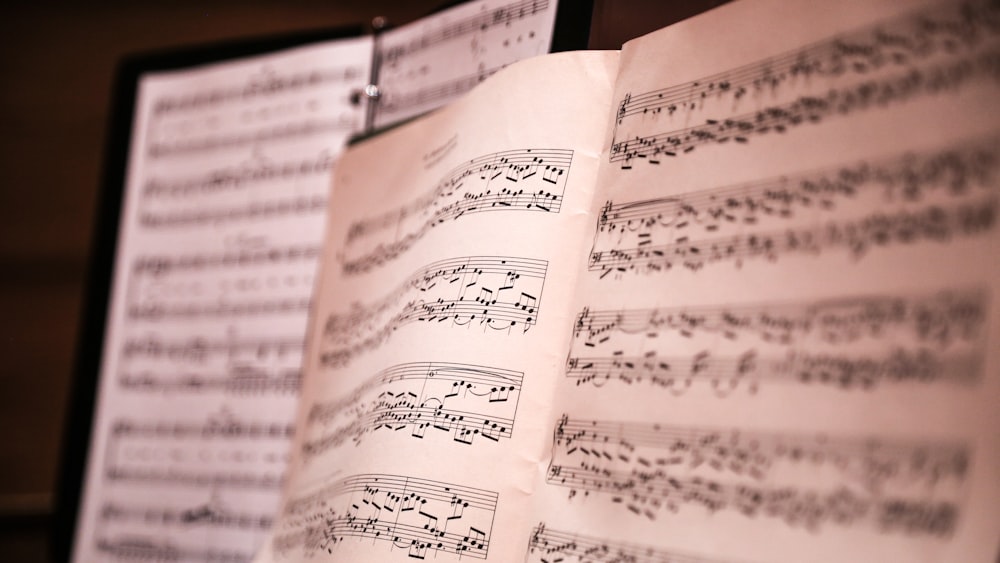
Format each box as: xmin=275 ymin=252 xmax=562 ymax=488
xmin=544 ymin=0 xmax=1000 ymax=561
xmin=256 ymin=50 xmax=619 ymax=562
xmin=72 ymin=36 xmax=373 ymax=563
xmin=259 ymin=0 xmax=1000 ymax=561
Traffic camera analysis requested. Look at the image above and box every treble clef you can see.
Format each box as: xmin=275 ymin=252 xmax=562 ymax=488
xmin=574 ymin=307 xmax=590 ymax=337
xmin=555 ymin=414 xmax=568 ymax=440
xmin=599 ymin=199 xmax=612 ymax=230
xmin=617 ymin=92 xmax=631 ymax=124
xmin=529 ymin=523 xmax=545 ymax=548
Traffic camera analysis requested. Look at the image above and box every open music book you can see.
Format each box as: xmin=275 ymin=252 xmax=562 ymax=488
xmin=65 ymin=1 xmax=582 ymax=561
xmin=252 ymin=0 xmax=1000 ymax=561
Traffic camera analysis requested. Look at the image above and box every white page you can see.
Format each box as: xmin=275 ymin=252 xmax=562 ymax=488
xmin=532 ymin=0 xmax=1000 ymax=562
xmin=254 ymin=50 xmax=618 ymax=563
xmin=71 ymin=37 xmax=373 ymax=563
xmin=372 ymin=0 xmax=560 ymax=129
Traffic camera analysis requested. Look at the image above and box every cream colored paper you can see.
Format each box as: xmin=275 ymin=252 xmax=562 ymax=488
xmin=255 ymin=50 xmax=618 ymax=562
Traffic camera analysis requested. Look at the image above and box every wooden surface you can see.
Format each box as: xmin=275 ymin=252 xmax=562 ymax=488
xmin=0 ymin=1 xmax=723 ymax=559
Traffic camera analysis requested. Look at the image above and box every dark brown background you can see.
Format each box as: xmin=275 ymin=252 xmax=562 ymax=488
xmin=0 ymin=1 xmax=725 ymax=560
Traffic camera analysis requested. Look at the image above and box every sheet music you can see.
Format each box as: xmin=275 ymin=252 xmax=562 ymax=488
xmin=246 ymin=1 xmax=999 ymax=561
xmin=372 ymin=0 xmax=560 ymax=129
xmin=538 ymin=1 xmax=1000 ymax=561
xmin=254 ymin=50 xmax=619 ymax=562
xmin=71 ymin=37 xmax=373 ymax=563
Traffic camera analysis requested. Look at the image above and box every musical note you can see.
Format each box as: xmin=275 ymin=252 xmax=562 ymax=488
xmin=526 ymin=523 xmax=744 ymax=563
xmin=591 ymin=138 xmax=1000 ymax=276
xmin=609 ymin=0 xmax=1000 ymax=165
xmin=320 ymin=256 xmax=547 ymax=367
xmin=302 ymin=362 xmax=521 ymax=458
xmin=343 ymin=148 xmax=572 ymax=274
xmin=272 ymin=474 xmax=497 ymax=560
xmin=546 ymin=416 xmax=967 ymax=535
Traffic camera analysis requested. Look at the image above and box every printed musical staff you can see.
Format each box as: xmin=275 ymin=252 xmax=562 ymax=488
xmin=148 ymin=116 xmax=358 ymax=159
xmin=76 ymin=36 xmax=372 ymax=563
xmin=526 ymin=523 xmax=742 ymax=563
xmin=104 ymin=468 xmax=284 ymax=490
xmin=110 ymin=410 xmax=294 ymax=440
xmin=382 ymin=0 xmax=551 ymax=65
xmin=591 ymin=138 xmax=1000 ymax=276
xmin=343 ymin=149 xmax=571 ymax=274
xmin=321 ymin=256 xmax=547 ymax=367
xmin=566 ymin=347 xmax=981 ymax=394
xmin=303 ymin=362 xmax=521 ymax=458
xmin=273 ymin=474 xmax=497 ymax=560
xmin=127 ymin=298 xmax=311 ymax=321
xmin=105 ymin=409 xmax=291 ymax=490
xmin=546 ymin=416 xmax=968 ymax=535
xmin=142 ymin=151 xmax=334 ymax=200
xmin=100 ymin=500 xmax=273 ymax=532
xmin=122 ymin=334 xmax=303 ymax=363
xmin=119 ymin=368 xmax=301 ymax=395
xmin=119 ymin=332 xmax=304 ymax=395
xmin=127 ymin=244 xmax=318 ymax=325
xmin=96 ymin=537 xmax=254 ymax=562
xmin=152 ymin=66 xmax=365 ymax=116
xmin=610 ymin=0 xmax=1000 ymax=165
xmin=567 ymin=289 xmax=986 ymax=393
xmin=372 ymin=0 xmax=557 ymax=127
xmin=573 ymin=290 xmax=986 ymax=348
xmin=591 ymin=198 xmax=996 ymax=276
xmin=133 ymin=245 xmax=320 ymax=276
xmin=139 ymin=194 xmax=327 ymax=229
xmin=377 ymin=67 xmax=504 ymax=118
